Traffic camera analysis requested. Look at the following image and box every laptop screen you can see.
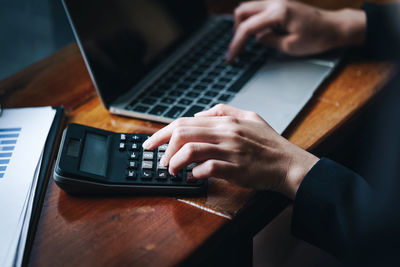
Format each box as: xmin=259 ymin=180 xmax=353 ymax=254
xmin=63 ymin=0 xmax=208 ymax=107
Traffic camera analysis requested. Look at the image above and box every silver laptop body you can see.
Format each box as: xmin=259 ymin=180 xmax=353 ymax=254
xmin=63 ymin=0 xmax=339 ymax=134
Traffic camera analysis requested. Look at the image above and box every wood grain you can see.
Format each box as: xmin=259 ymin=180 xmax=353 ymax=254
xmin=1 ymin=0 xmax=397 ymax=266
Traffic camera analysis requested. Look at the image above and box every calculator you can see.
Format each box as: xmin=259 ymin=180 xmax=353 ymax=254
xmin=54 ymin=123 xmax=207 ymax=195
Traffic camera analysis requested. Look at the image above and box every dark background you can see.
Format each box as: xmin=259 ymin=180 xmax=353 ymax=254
xmin=0 ymin=0 xmax=74 ymax=81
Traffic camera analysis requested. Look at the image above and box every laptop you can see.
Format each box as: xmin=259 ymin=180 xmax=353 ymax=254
xmin=62 ymin=0 xmax=339 ymax=134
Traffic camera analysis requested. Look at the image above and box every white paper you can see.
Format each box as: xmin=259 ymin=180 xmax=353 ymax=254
xmin=0 ymin=107 xmax=55 ymax=267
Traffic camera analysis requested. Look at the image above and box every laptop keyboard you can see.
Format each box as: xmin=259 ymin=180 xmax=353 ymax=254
xmin=126 ymin=19 xmax=269 ymax=119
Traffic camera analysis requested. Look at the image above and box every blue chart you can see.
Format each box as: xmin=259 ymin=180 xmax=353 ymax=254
xmin=0 ymin=128 xmax=21 ymax=179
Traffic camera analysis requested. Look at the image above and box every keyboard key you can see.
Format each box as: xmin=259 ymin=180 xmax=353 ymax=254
xmin=201 ymin=78 xmax=213 ymax=84
xmin=194 ymin=85 xmax=207 ymax=91
xmin=149 ymin=105 xmax=168 ymax=116
xmin=227 ymin=85 xmax=242 ymax=93
xmin=119 ymin=143 xmax=126 ymax=151
xmin=205 ymin=91 xmax=218 ymax=97
xmin=182 ymin=105 xmax=204 ymax=117
xmin=141 ymin=98 xmax=157 ymax=105
xmin=130 ymin=152 xmax=139 ymax=160
xmin=150 ymin=90 xmax=164 ymax=97
xmin=219 ymin=77 xmax=232 ymax=83
xmin=165 ymin=106 xmax=185 ymax=119
xmin=131 ymin=135 xmax=141 ymax=141
xmin=157 ymin=161 xmax=167 ymax=170
xmin=206 ymin=72 xmax=219 ymax=78
xmin=143 ymin=152 xmax=154 ymax=160
xmin=120 ymin=134 xmax=127 ymax=141
xmin=169 ymin=90 xmax=183 ymax=97
xmin=161 ymin=97 xmax=175 ymax=104
xmin=198 ymin=98 xmax=212 ymax=105
xmin=218 ymin=94 xmax=231 ymax=102
xmin=133 ymin=105 xmax=149 ymax=112
xmin=130 ymin=143 xmax=140 ymax=151
xmin=177 ymin=83 xmax=190 ymax=90
xmin=142 ymin=161 xmax=153 ymax=169
xmin=170 ymin=173 xmax=182 ymax=181
xmin=158 ymin=144 xmax=168 ymax=152
xmin=128 ymin=161 xmax=138 ymax=169
xmin=179 ymin=98 xmax=193 ymax=105
xmin=212 ymin=84 xmax=225 ymax=90
xmin=141 ymin=170 xmax=153 ymax=180
xmin=126 ymin=170 xmax=137 ymax=179
xmin=157 ymin=171 xmax=168 ymax=180
xmin=184 ymin=77 xmax=197 ymax=83
xmin=227 ymin=70 xmax=239 ymax=75
xmin=186 ymin=92 xmax=200 ymax=98
xmin=192 ymin=70 xmax=203 ymax=75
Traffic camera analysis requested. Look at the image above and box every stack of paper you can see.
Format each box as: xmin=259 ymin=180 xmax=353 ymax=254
xmin=0 ymin=107 xmax=56 ymax=267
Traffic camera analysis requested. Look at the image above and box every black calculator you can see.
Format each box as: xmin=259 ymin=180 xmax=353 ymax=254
xmin=54 ymin=123 xmax=207 ymax=195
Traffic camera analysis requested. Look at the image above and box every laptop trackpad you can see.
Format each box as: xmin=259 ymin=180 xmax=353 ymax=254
xmin=229 ymin=60 xmax=332 ymax=134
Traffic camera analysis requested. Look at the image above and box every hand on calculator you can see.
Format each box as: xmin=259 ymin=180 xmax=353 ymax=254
xmin=144 ymin=104 xmax=318 ymax=199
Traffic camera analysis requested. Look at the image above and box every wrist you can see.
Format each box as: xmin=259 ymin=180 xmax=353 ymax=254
xmin=281 ymin=145 xmax=319 ymax=199
xmin=327 ymin=8 xmax=366 ymax=48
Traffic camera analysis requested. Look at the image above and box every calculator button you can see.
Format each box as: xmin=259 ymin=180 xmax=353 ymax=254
xmin=120 ymin=134 xmax=127 ymax=141
xmin=143 ymin=151 xmax=154 ymax=160
xmin=126 ymin=170 xmax=137 ymax=179
xmin=141 ymin=170 xmax=153 ymax=179
xmin=170 ymin=173 xmax=182 ymax=181
xmin=130 ymin=143 xmax=140 ymax=151
xmin=128 ymin=161 xmax=138 ymax=169
xmin=157 ymin=171 xmax=168 ymax=180
xmin=157 ymin=161 xmax=167 ymax=170
xmin=130 ymin=152 xmax=139 ymax=160
xmin=131 ymin=135 xmax=141 ymax=141
xmin=157 ymin=152 xmax=165 ymax=159
xmin=158 ymin=144 xmax=168 ymax=152
xmin=186 ymin=171 xmax=196 ymax=183
xmin=142 ymin=161 xmax=153 ymax=169
xmin=119 ymin=143 xmax=126 ymax=151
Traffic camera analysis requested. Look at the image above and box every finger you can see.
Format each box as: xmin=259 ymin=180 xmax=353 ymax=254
xmin=195 ymin=104 xmax=263 ymax=122
xmin=195 ymin=104 xmax=248 ymax=118
xmin=192 ymin=159 xmax=236 ymax=179
xmin=161 ymin=127 xmax=222 ymax=167
xmin=227 ymin=11 xmax=277 ymax=62
xmin=168 ymin=143 xmax=231 ymax=175
xmin=143 ymin=117 xmax=224 ymax=150
xmin=234 ymin=1 xmax=267 ymax=30
xmin=256 ymin=31 xmax=286 ymax=51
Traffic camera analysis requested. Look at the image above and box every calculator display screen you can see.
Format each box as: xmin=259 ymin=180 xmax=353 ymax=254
xmin=80 ymin=133 xmax=108 ymax=176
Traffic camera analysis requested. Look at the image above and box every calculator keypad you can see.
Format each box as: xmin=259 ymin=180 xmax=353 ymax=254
xmin=119 ymin=134 xmax=202 ymax=186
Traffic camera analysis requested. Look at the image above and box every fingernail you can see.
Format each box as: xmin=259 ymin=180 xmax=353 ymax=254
xmin=168 ymin=167 xmax=176 ymax=176
xmin=142 ymin=139 xmax=151 ymax=149
xmin=160 ymin=155 xmax=167 ymax=166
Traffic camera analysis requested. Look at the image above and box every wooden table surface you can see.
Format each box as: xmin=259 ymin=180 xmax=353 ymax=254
xmin=0 ymin=0 xmax=397 ymax=266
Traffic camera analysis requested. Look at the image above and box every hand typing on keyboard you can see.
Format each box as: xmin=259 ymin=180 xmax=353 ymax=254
xmin=226 ymin=0 xmax=366 ymax=61
xmin=143 ymin=104 xmax=318 ymax=199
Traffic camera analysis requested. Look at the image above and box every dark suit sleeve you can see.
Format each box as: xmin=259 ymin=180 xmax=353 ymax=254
xmin=291 ymin=158 xmax=376 ymax=263
xmin=362 ymin=3 xmax=400 ymax=59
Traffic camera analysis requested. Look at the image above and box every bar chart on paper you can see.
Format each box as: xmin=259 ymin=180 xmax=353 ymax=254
xmin=0 ymin=128 xmax=21 ymax=179
xmin=0 ymin=107 xmax=56 ymax=267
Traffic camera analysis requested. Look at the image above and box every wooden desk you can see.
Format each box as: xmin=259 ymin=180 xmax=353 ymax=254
xmin=0 ymin=0 xmax=397 ymax=266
